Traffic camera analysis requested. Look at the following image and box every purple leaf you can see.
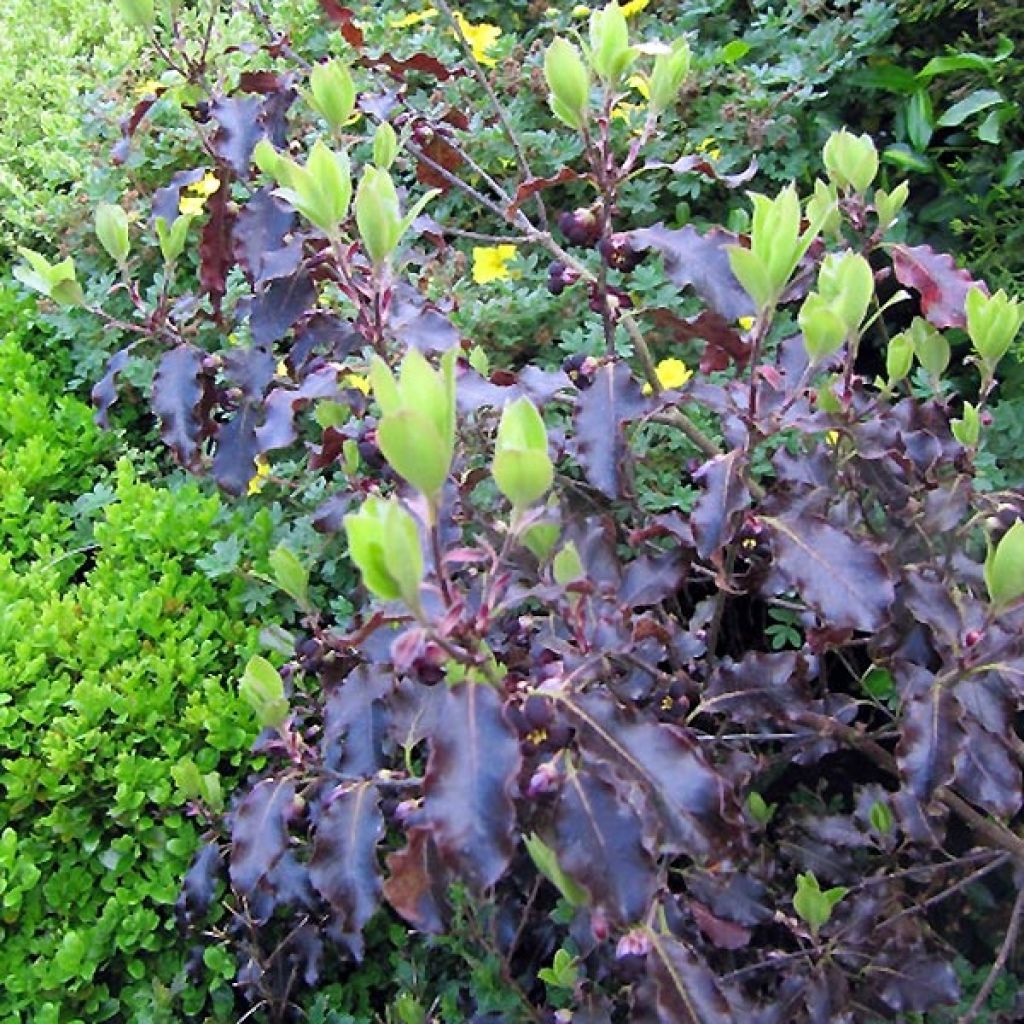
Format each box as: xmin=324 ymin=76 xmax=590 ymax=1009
xmin=229 ymin=779 xmax=295 ymax=895
xmin=199 ymin=172 xmax=236 ymax=310
xmin=255 ymin=366 xmax=340 ymax=453
xmin=233 ymin=189 xmax=297 ymax=283
xmin=213 ymin=403 xmax=262 ymax=496
xmin=763 ymin=514 xmax=895 ymax=632
xmin=383 ymin=826 xmax=446 ymax=932
xmin=630 ymin=225 xmax=755 ymax=321
xmin=648 ymin=932 xmax=736 ymax=1024
xmin=309 ymin=782 xmax=384 ymax=935
xmin=246 ymin=270 xmax=315 ymax=346
xmin=896 ymin=684 xmax=965 ymax=801
xmin=152 ymin=345 xmax=211 ymax=471
xmin=889 ymin=243 xmax=986 ymax=330
xmin=692 ymin=451 xmax=751 ymax=560
xmin=211 ymin=95 xmax=265 ymax=176
xmin=422 ymin=684 xmax=521 ymax=892
xmin=573 ymin=360 xmax=648 ymax=499
xmin=175 ymin=843 xmax=223 ymax=928
xmin=92 ymin=346 xmax=135 ymax=427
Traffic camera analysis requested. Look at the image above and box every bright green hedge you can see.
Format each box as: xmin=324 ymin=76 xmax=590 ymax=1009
xmin=0 ymin=292 xmax=269 ymax=1023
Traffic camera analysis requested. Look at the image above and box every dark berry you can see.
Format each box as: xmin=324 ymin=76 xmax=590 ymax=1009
xmin=599 ymin=232 xmax=643 ymax=272
xmin=558 ymin=207 xmax=601 ymax=247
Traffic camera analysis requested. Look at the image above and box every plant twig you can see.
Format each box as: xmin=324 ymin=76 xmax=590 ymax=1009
xmin=956 ymin=884 xmax=1024 ymax=1024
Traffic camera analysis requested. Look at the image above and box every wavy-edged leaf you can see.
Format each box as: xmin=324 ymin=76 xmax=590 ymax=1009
xmin=383 ymin=826 xmax=445 ymax=932
xmin=213 ymin=403 xmax=262 ymax=495
xmin=230 ymin=779 xmax=295 ymax=895
xmin=558 ymin=690 xmax=744 ymax=858
xmin=309 ymin=782 xmax=384 ymax=936
xmin=211 ymin=95 xmax=265 ymax=176
xmin=896 ymin=684 xmax=965 ymax=801
xmin=255 ymin=366 xmax=340 ymax=454
xmin=199 ymin=172 xmax=236 ymax=310
xmin=318 ymin=1 xmax=364 ymax=47
xmin=889 ymin=243 xmax=986 ymax=330
xmin=952 ymin=719 xmax=1020 ymax=818
xmin=763 ymin=514 xmax=895 ymax=632
xmin=175 ymin=842 xmax=223 ymax=928
xmin=648 ymin=931 xmax=735 ymax=1024
xmin=92 ymin=346 xmax=135 ymax=427
xmin=553 ymin=767 xmax=657 ymax=925
xmin=247 ymin=270 xmax=315 ymax=346
xmin=422 ymin=683 xmax=521 ymax=892
xmin=323 ymin=664 xmax=391 ymax=776
xmin=507 ymin=167 xmax=582 ymax=217
xmin=234 ymin=188 xmax=297 ymax=284
xmin=573 ymin=360 xmax=648 ymax=499
xmin=152 ymin=344 xmax=211 ymax=471
xmin=692 ymin=451 xmax=751 ymax=560
xmin=630 ymin=225 xmax=755 ymax=321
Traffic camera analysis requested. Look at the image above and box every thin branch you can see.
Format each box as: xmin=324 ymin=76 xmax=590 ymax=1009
xmin=430 ymin=0 xmax=548 ymax=229
xmin=956 ymin=884 xmax=1024 ymax=1024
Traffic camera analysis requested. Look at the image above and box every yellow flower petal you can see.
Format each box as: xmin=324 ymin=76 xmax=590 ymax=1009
xmin=620 ymin=0 xmax=650 ymax=16
xmin=472 ymin=244 xmax=519 ymax=284
xmin=191 ymin=172 xmax=221 ymax=198
xmin=826 ymin=430 xmax=840 ymax=446
xmin=738 ymin=316 xmax=756 ymax=331
xmin=453 ymin=11 xmax=501 ymax=66
xmin=134 ymin=78 xmax=163 ymax=98
xmin=571 ymin=4 xmax=591 ymax=16
xmin=389 ymin=8 xmax=438 ymax=28
xmin=655 ymin=357 xmax=693 ymax=390
xmin=627 ymin=73 xmax=650 ymax=100
xmin=247 ymin=457 xmax=271 ymax=496
xmin=178 ymin=195 xmax=206 ymax=217
xmin=343 ymin=373 xmax=371 ymax=395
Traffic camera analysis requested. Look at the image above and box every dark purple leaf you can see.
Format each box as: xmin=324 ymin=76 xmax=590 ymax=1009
xmin=112 ymin=95 xmax=158 ymax=164
xmin=309 ymin=782 xmax=384 ymax=935
xmin=246 ymin=270 xmax=315 ymax=346
xmin=688 ymin=900 xmax=752 ymax=950
xmin=630 ymin=225 xmax=755 ymax=321
xmin=646 ymin=154 xmax=758 ymax=189
xmin=692 ymin=451 xmax=751 ymax=560
xmin=869 ymin=954 xmax=960 ymax=1013
xmin=703 ymin=653 xmax=816 ymax=725
xmin=213 ymin=403 xmax=262 ymax=495
xmin=211 ymin=95 xmax=265 ymax=176
xmin=152 ymin=345 xmax=211 ymax=471
xmin=152 ymin=168 xmax=206 ymax=227
xmin=952 ymin=719 xmax=1021 ymax=818
xmin=318 ymin=0 xmax=365 ymax=47
xmin=255 ymin=366 xmax=340 ymax=453
xmin=621 ymin=550 xmax=687 ymax=607
xmin=647 ymin=307 xmax=752 ymax=374
xmin=292 ymin=313 xmax=361 ymax=371
xmin=573 ymin=360 xmax=648 ymax=499
xmin=648 ymin=932 xmax=736 ymax=1024
xmin=896 ymin=684 xmax=965 ymax=801
xmin=389 ymin=290 xmax=460 ymax=352
xmin=560 ymin=690 xmax=745 ymax=858
xmin=230 ymin=779 xmax=295 ymax=895
xmin=553 ymin=767 xmax=657 ymax=925
xmin=763 ymin=514 xmax=895 ymax=632
xmin=199 ymin=172 xmax=236 ymax=310
xmin=507 ymin=167 xmax=583 ymax=217
xmin=176 ymin=843 xmax=223 ymax=928
xmin=234 ymin=189 xmax=297 ymax=283
xmin=889 ymin=243 xmax=986 ymax=330
xmin=223 ymin=345 xmax=276 ymax=403
xmin=92 ymin=346 xmax=135 ymax=427
xmin=323 ymin=665 xmax=391 ymax=776
xmin=422 ymin=684 xmax=521 ymax=892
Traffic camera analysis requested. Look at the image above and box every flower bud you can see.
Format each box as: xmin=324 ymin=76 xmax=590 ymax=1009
xmin=493 ymin=397 xmax=554 ymax=509
xmin=95 ymin=203 xmax=131 ymax=265
xmin=308 ymin=60 xmax=356 ymax=129
xmin=544 ymin=37 xmax=590 ymax=131
xmin=823 ymin=128 xmax=879 ymax=193
xmin=589 ymin=2 xmax=634 ymax=85
xmin=649 ymin=37 xmax=691 ymax=113
xmin=985 ymin=519 xmax=1024 ymax=608
xmin=344 ymin=495 xmax=424 ymax=609
xmin=966 ymin=286 xmax=1023 ymax=371
xmin=372 ymin=121 xmax=399 ymax=169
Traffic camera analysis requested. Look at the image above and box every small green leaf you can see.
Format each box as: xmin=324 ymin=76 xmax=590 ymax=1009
xmin=936 ymin=89 xmax=1004 ymax=128
xmin=269 ymin=545 xmax=310 ymax=609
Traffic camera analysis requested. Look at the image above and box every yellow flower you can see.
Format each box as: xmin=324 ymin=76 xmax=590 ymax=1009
xmin=389 ymin=8 xmax=438 ymax=28
xmin=134 ymin=78 xmax=163 ymax=98
xmin=620 ymin=0 xmax=650 ymax=16
xmin=627 ymin=73 xmax=650 ymax=100
xmin=453 ymin=11 xmax=501 ymax=66
xmin=571 ymin=4 xmax=591 ymax=16
xmin=643 ymin=357 xmax=693 ymax=394
xmin=276 ymin=360 xmax=289 ymax=378
xmin=178 ymin=195 xmax=206 ymax=217
xmin=738 ymin=316 xmax=756 ymax=331
xmin=192 ymin=172 xmax=221 ymax=198
xmin=247 ymin=457 xmax=271 ymax=496
xmin=343 ymin=372 xmax=371 ymax=395
xmin=611 ymin=101 xmax=643 ymax=123
xmin=472 ymin=244 xmax=519 ymax=284
xmin=696 ymin=135 xmax=722 ymax=161
xmin=826 ymin=430 xmax=840 ymax=446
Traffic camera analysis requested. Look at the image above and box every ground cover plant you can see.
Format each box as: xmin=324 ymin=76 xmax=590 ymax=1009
xmin=0 ymin=288 xmax=286 ymax=1023
xmin=10 ymin=1 xmax=1024 ymax=1022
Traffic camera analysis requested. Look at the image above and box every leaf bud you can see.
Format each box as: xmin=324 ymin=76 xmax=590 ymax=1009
xmin=823 ymin=128 xmax=879 ymax=193
xmin=798 ymin=291 xmax=847 ymax=364
xmin=553 ymin=541 xmax=585 ymax=586
xmin=817 ymin=251 xmax=874 ymax=333
xmin=116 ymin=0 xmax=155 ymax=29
xmin=355 ymin=166 xmax=439 ymax=265
xmin=13 ymin=247 xmax=84 ymax=306
xmin=868 ymin=800 xmax=894 ymax=835
xmin=951 ymin=401 xmax=981 ymax=448
xmin=272 ymin=140 xmax=352 ymax=237
xmin=806 ymin=178 xmax=841 ymax=239
xmin=372 ymin=121 xmax=399 ymax=169
xmin=966 ymin=286 xmax=1023 ymax=371
xmin=985 ymin=519 xmax=1024 ymax=608
xmin=885 ymin=332 xmax=914 ymax=383
xmin=588 ymin=2 xmax=634 ymax=85
xmin=544 ymin=38 xmax=590 ymax=131
xmin=649 ymin=37 xmax=691 ymax=113
xmin=908 ymin=317 xmax=949 ymax=378
xmin=493 ymin=397 xmax=554 ymax=509
xmin=239 ymin=655 xmax=290 ymax=729
xmin=95 ymin=203 xmax=131 ymax=265
xmin=308 ymin=59 xmax=356 ymax=129
xmin=343 ymin=495 xmax=425 ymax=610
xmin=874 ymin=180 xmax=909 ymax=231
